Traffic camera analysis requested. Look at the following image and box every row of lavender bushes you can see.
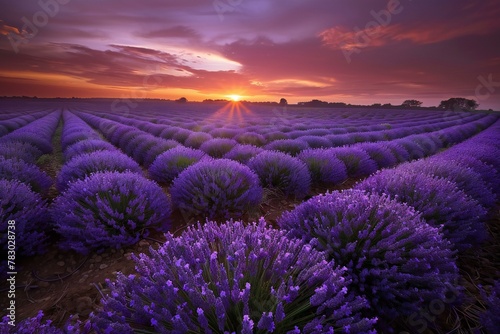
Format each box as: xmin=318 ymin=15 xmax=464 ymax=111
xmin=0 ymin=111 xmax=61 ymax=266
xmin=0 ymin=110 xmax=51 ymax=137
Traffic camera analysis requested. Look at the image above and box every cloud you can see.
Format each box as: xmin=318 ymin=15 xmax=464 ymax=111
xmin=0 ymin=20 xmax=20 ymax=36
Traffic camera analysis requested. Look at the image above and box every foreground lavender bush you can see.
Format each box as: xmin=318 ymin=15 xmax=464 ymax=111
xmin=52 ymin=172 xmax=171 ymax=254
xmin=278 ymin=190 xmax=459 ymax=328
xmin=170 ymin=159 xmax=262 ymax=219
xmin=355 ymin=169 xmax=488 ymax=252
xmin=0 ymin=157 xmax=53 ymax=194
xmin=298 ymin=149 xmax=348 ymax=186
xmin=0 ymin=179 xmax=49 ymax=257
xmin=91 ymin=220 xmax=376 ymax=333
xmin=56 ymin=151 xmax=142 ymax=191
xmin=148 ymin=146 xmax=206 ymax=184
xmin=248 ymin=151 xmax=311 ymax=198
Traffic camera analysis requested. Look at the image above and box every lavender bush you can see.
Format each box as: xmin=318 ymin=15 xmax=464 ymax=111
xmin=328 ymin=147 xmax=378 ymax=178
xmin=52 ymin=172 xmax=171 ymax=254
xmin=355 ymin=143 xmax=398 ymax=169
xmin=0 ymin=179 xmax=49 ymax=257
xmin=234 ymin=132 xmax=266 ymax=146
xmin=200 ymin=138 xmax=238 ymax=158
xmin=400 ymin=157 xmax=497 ymax=207
xmin=355 ymin=168 xmax=488 ymax=252
xmin=223 ymin=144 xmax=264 ymax=164
xmin=0 ymin=157 xmax=53 ymax=195
xmin=91 ymin=220 xmax=376 ymax=333
xmin=64 ymin=139 xmax=117 ymax=162
xmin=0 ymin=141 xmax=42 ymax=164
xmin=278 ymin=190 xmax=459 ymax=328
xmin=264 ymin=139 xmax=309 ymax=156
xmin=184 ymin=131 xmax=213 ymax=148
xmin=148 ymin=146 xmax=206 ymax=184
xmin=248 ymin=151 xmax=311 ymax=198
xmin=56 ymin=151 xmax=142 ymax=191
xmin=298 ymin=149 xmax=348 ymax=186
xmin=142 ymin=139 xmax=180 ymax=167
xmin=170 ymin=159 xmax=262 ymax=219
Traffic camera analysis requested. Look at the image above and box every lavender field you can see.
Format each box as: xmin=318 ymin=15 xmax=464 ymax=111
xmin=1 ymin=100 xmax=499 ymax=333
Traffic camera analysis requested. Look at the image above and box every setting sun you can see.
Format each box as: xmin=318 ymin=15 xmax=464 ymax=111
xmin=228 ymin=95 xmax=241 ymax=102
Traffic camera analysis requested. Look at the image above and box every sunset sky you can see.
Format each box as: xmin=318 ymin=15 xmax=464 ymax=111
xmin=1 ymin=0 xmax=500 ymax=109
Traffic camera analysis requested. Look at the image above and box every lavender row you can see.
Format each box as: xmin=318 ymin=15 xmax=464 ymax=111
xmin=75 ymin=111 xmax=182 ymax=167
xmin=51 ymin=111 xmax=171 ymax=254
xmin=0 ymin=110 xmax=51 ymax=137
xmin=0 ymin=112 xmax=61 ymax=268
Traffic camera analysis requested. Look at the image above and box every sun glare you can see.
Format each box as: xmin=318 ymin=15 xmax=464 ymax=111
xmin=228 ymin=94 xmax=241 ymax=102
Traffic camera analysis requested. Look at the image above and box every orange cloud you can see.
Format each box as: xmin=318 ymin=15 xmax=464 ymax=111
xmin=0 ymin=21 xmax=20 ymax=36
xmin=320 ymin=15 xmax=500 ymax=51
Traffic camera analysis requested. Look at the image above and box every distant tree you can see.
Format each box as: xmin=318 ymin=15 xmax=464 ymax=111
xmin=438 ymin=98 xmax=478 ymax=111
xmin=371 ymin=103 xmax=382 ymax=108
xmin=279 ymin=98 xmax=288 ymax=106
xmin=176 ymin=97 xmax=188 ymax=103
xmin=402 ymin=99 xmax=423 ymax=108
xmin=382 ymin=103 xmax=392 ymax=108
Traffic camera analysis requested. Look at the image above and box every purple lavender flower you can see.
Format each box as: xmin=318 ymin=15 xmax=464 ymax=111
xmin=64 ymin=139 xmax=117 ymax=162
xmin=142 ymin=139 xmax=180 ymax=167
xmin=223 ymin=144 xmax=264 ymax=164
xmin=170 ymin=159 xmax=262 ymax=219
xmin=56 ymin=151 xmax=142 ymax=191
xmin=0 ymin=141 xmax=42 ymax=164
xmin=264 ymin=139 xmax=309 ymax=156
xmin=51 ymin=172 xmax=171 ymax=254
xmin=200 ymin=138 xmax=238 ymax=158
xmin=327 ymin=147 xmax=378 ymax=178
xmin=354 ymin=143 xmax=398 ymax=169
xmin=0 ymin=179 xmax=49 ymax=257
xmin=0 ymin=156 xmax=53 ymax=195
xmin=297 ymin=136 xmax=332 ymax=148
xmin=278 ymin=189 xmax=459 ymax=328
xmin=184 ymin=131 xmax=213 ymax=148
xmin=248 ymin=151 xmax=311 ymax=198
xmin=148 ymin=146 xmax=207 ymax=184
xmin=400 ymin=157 xmax=497 ymax=207
xmin=298 ymin=149 xmax=348 ymax=186
xmin=355 ymin=168 xmax=488 ymax=251
xmin=235 ymin=132 xmax=267 ymax=146
xmin=91 ymin=220 xmax=376 ymax=333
